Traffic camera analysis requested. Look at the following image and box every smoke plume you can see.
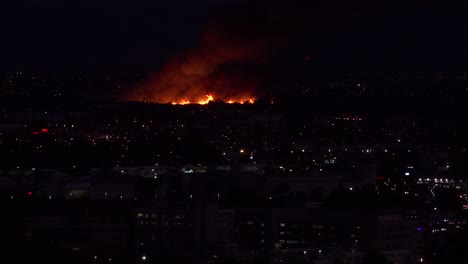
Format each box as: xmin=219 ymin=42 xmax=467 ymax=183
xmin=124 ymin=1 xmax=291 ymax=104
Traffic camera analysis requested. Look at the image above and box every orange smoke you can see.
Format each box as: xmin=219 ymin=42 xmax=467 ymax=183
xmin=121 ymin=1 xmax=297 ymax=104
xmin=124 ymin=29 xmax=265 ymax=105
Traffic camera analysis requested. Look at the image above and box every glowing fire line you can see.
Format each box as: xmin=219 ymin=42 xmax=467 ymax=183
xmin=171 ymin=94 xmax=255 ymax=105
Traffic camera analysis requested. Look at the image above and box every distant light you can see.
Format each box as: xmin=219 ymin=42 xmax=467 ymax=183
xmin=27 ymin=191 xmax=32 ymax=196
xmin=94 ymin=256 xmax=98 ymax=260
xmin=41 ymin=128 xmax=48 ymax=133
xmin=405 ymin=172 xmax=410 ymax=176
xmin=142 ymin=256 xmax=147 ymax=261
xmin=418 ymin=227 xmax=423 ymax=231
xmin=240 ymin=149 xmax=244 ymax=154
xmin=349 ymin=187 xmax=353 ymax=191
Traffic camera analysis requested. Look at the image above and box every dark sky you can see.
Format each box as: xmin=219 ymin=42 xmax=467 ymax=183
xmin=1 ymin=0 xmax=467 ymax=72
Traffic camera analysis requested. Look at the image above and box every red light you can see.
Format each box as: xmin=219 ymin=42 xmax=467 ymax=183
xmin=41 ymin=128 xmax=48 ymax=133
xmin=27 ymin=191 xmax=32 ymax=195
xmin=33 ymin=132 xmax=39 ymax=135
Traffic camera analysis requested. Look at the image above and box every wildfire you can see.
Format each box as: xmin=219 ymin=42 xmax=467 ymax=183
xmin=198 ymin=94 xmax=214 ymax=105
xmin=170 ymin=94 xmax=255 ymax=105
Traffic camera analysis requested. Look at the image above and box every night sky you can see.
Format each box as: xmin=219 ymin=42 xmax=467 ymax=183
xmin=1 ymin=0 xmax=467 ymax=72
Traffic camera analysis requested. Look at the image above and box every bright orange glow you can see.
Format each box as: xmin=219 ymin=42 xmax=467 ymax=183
xmin=169 ymin=94 xmax=255 ymax=105
xmin=172 ymin=100 xmax=191 ymax=105
xmin=198 ymin=94 xmax=214 ymax=105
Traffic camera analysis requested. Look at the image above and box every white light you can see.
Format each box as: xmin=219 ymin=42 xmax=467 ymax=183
xmin=405 ymin=172 xmax=410 ymax=176
xmin=142 ymin=256 xmax=147 ymax=261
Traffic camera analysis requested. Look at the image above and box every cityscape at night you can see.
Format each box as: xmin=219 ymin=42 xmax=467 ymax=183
xmin=1 ymin=1 xmax=468 ymax=264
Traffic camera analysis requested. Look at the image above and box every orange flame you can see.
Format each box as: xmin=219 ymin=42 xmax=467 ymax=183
xmin=198 ymin=94 xmax=214 ymax=105
xmin=169 ymin=94 xmax=255 ymax=105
